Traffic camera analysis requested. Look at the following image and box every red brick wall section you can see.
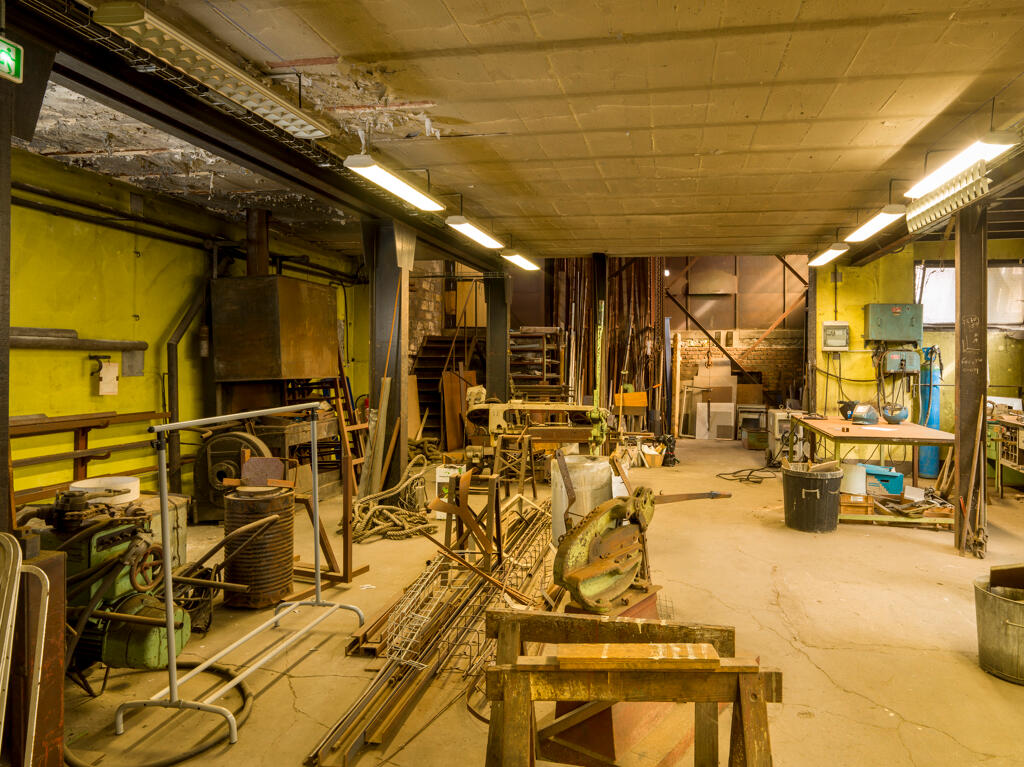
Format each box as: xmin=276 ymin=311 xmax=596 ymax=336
xmin=676 ymin=329 xmax=804 ymax=393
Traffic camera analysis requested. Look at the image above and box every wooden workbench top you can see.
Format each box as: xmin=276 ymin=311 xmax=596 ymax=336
xmin=792 ymin=416 xmax=954 ymax=445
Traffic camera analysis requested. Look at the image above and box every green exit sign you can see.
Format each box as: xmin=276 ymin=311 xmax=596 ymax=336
xmin=0 ymin=37 xmax=23 ymax=84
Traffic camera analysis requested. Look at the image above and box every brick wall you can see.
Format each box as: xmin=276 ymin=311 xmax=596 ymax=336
xmin=676 ymin=328 xmax=804 ymax=395
xmin=409 ymin=259 xmax=445 ymax=363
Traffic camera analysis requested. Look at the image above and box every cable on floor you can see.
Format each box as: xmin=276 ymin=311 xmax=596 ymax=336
xmin=63 ymin=661 xmax=254 ymax=767
xmin=716 ymin=467 xmax=778 ymax=484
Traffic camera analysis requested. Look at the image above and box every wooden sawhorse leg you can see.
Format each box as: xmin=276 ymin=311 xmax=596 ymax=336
xmin=728 ymin=674 xmax=772 ymax=766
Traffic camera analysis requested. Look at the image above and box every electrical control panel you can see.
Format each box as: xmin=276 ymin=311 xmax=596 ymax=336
xmin=821 ymin=321 xmax=850 ymax=352
xmin=880 ymin=350 xmax=921 ymax=374
xmin=863 ymin=303 xmax=923 ymax=344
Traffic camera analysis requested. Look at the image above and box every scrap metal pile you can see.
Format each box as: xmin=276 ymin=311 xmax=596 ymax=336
xmin=307 ymin=492 xmax=552 ymax=766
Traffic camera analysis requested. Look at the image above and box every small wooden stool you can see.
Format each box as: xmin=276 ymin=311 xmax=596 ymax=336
xmin=484 ymin=608 xmax=781 ymax=767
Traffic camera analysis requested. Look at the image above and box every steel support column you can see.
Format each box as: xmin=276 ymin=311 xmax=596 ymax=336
xmin=365 ymin=220 xmax=415 ymax=489
xmin=954 ymin=204 xmax=988 ymax=556
xmin=485 ymin=274 xmax=511 ymax=401
xmin=245 ymin=208 xmax=270 ymax=276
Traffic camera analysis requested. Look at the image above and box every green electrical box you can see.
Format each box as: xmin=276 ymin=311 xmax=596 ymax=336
xmin=863 ymin=303 xmax=923 ymax=344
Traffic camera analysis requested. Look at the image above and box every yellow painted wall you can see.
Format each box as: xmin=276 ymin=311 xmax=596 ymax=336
xmin=813 ymin=241 xmax=1024 ymax=461
xmin=10 ymin=150 xmax=366 ymax=498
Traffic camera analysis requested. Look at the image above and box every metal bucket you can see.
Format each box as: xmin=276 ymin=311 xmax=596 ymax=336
xmin=224 ymin=486 xmax=295 ymax=608
xmin=974 ymin=577 xmax=1024 ymax=684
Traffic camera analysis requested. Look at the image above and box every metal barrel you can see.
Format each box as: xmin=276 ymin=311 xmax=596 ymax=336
xmin=223 ymin=487 xmax=295 ymax=608
xmin=974 ymin=577 xmax=1024 ymax=684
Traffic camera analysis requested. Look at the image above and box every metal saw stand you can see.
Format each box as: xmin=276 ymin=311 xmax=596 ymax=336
xmin=114 ymin=402 xmax=364 ymax=747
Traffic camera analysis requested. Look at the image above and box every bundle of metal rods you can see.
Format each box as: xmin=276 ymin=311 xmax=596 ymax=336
xmin=306 ymin=496 xmax=552 ymax=766
xmin=550 ymin=255 xmax=667 ymax=427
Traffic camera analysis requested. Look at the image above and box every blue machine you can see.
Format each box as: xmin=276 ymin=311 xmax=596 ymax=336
xmin=918 ymin=347 xmax=941 ymax=478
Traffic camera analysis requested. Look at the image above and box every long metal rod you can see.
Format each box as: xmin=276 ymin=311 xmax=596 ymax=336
xmin=311 ymin=414 xmax=322 ymax=604
xmin=116 ymin=403 xmax=363 ymax=750
xmin=19 ymin=565 xmax=49 ymax=767
xmin=149 ymin=402 xmax=320 ymax=433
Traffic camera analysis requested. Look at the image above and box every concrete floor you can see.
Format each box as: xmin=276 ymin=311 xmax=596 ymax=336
xmin=63 ymin=441 xmax=1024 ymax=766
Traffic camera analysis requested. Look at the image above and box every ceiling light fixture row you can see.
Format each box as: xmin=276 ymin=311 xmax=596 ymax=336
xmin=809 ymin=130 xmax=1020 ymax=268
xmin=91 ymin=2 xmax=538 ymax=272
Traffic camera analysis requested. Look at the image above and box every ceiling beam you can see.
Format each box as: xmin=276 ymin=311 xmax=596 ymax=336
xmin=9 ymin=2 xmax=504 ymax=275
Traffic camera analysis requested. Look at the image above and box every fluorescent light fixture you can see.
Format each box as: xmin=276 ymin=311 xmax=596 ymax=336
xmin=343 ymin=154 xmax=443 ymax=212
xmin=94 ymin=2 xmax=332 ymax=140
xmin=502 ymin=252 xmax=539 ymax=271
xmin=905 ymin=132 xmax=1018 ymax=199
xmin=844 ymin=204 xmax=906 ymax=243
xmin=445 ymin=216 xmax=504 ymax=249
xmin=808 ymin=242 xmax=849 ymax=268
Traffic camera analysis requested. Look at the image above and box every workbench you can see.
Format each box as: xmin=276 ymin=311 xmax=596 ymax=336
xmin=991 ymin=415 xmax=1024 ymax=497
xmin=790 ymin=416 xmax=954 ymax=487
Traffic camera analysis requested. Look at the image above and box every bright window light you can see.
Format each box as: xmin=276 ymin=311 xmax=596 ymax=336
xmin=502 ymin=253 xmax=539 ymax=271
xmin=343 ymin=155 xmax=443 ymax=212
xmin=808 ymin=243 xmax=849 ymax=268
xmin=445 ymin=216 xmax=504 ymax=249
xmin=94 ymin=1 xmax=332 ymax=140
xmin=905 ymin=132 xmax=1018 ymax=199
xmin=845 ymin=204 xmax=906 ymax=242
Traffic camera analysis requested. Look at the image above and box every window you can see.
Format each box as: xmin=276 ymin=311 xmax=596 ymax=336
xmin=915 ymin=263 xmax=1024 ymax=326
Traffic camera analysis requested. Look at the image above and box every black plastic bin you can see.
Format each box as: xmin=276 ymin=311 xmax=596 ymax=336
xmin=782 ymin=463 xmax=843 ymax=533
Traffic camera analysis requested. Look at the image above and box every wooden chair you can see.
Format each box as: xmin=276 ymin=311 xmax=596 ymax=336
xmin=484 ymin=608 xmax=781 ymax=767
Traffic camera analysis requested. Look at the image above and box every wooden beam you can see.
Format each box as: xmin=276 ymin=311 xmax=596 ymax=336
xmin=486 ymin=608 xmax=735 ymax=656
xmin=664 ymin=290 xmax=757 ymax=383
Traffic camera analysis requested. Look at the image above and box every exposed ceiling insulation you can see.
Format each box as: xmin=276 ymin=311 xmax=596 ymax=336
xmin=37 ymin=1 xmax=1024 ymax=259
xmin=20 ymin=83 xmax=359 ymax=253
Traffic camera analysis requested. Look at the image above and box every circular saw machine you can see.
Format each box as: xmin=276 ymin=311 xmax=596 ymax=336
xmin=553 ymin=486 xmax=655 ymax=613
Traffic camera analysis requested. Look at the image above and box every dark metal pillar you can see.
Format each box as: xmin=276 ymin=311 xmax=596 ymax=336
xmin=485 ymin=274 xmax=510 ymax=401
xmin=806 ymin=271 xmax=817 ymax=414
xmin=246 ymin=208 xmax=270 ymax=276
xmin=955 ymin=204 xmax=988 ymax=556
xmin=365 ymin=220 xmax=415 ymax=488
xmin=0 ymin=83 xmax=12 ymax=533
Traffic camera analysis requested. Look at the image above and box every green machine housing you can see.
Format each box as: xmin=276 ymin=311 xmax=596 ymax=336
xmin=863 ymin=303 xmax=923 ymax=345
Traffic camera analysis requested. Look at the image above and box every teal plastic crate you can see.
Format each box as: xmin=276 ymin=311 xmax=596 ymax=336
xmin=858 ymin=463 xmax=904 ymax=495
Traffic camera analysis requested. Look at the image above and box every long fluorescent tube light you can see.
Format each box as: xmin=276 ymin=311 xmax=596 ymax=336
xmin=905 ymin=132 xmax=1018 ymax=199
xmin=808 ymin=242 xmax=849 ymax=268
xmin=844 ymin=204 xmax=906 ymax=243
xmin=445 ymin=216 xmax=504 ymax=249
xmin=343 ymin=155 xmax=443 ymax=212
xmin=94 ymin=2 xmax=333 ymax=140
xmin=502 ymin=253 xmax=539 ymax=271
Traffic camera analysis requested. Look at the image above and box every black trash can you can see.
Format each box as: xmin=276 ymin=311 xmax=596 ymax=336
xmin=782 ymin=463 xmax=843 ymax=532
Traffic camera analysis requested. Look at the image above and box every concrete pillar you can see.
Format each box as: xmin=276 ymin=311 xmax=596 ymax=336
xmin=364 ymin=220 xmax=415 ymax=488
xmin=954 ymin=204 xmax=988 ymax=556
xmin=485 ymin=274 xmax=511 ymax=401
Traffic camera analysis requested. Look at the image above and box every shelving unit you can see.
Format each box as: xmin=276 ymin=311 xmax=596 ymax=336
xmin=509 ymin=327 xmax=565 ymax=397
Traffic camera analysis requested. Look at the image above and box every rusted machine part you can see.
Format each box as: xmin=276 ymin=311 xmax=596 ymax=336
xmin=553 ymin=486 xmax=656 ymax=613
xmin=223 ymin=487 xmax=295 ymax=608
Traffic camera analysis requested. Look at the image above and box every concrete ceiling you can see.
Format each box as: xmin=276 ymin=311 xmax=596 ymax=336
xmin=41 ymin=1 xmax=1024 ymax=258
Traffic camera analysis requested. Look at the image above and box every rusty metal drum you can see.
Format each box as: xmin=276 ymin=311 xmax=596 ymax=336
xmin=223 ymin=486 xmax=294 ymax=608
